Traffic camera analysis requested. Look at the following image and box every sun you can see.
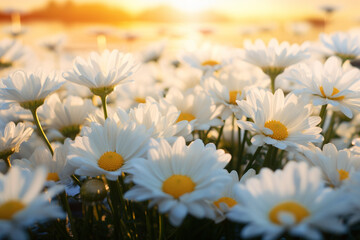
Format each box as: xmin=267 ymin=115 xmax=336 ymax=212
xmin=168 ymin=0 xmax=216 ymax=13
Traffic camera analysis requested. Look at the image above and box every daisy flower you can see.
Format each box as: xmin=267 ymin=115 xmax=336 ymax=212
xmin=63 ymin=49 xmax=139 ymax=98
xmin=202 ymin=62 xmax=268 ymax=120
xmin=0 ymin=166 xmax=65 ymax=240
xmin=320 ymin=32 xmax=360 ymax=62
xmin=303 ymin=143 xmax=360 ymax=188
xmin=240 ymin=38 xmax=309 ymax=92
xmin=236 ymin=88 xmax=323 ymax=150
xmin=227 ymin=161 xmax=349 ymax=240
xmin=0 ymin=122 xmax=33 ymax=168
xmin=161 ymin=87 xmax=223 ymax=131
xmin=182 ymin=43 xmax=233 ymax=74
xmin=116 ymin=100 xmax=193 ymax=143
xmin=13 ymin=141 xmax=74 ymax=187
xmin=0 ymin=70 xmax=64 ymax=110
xmin=39 ymin=93 xmax=96 ymax=139
xmin=68 ymin=117 xmax=152 ymax=180
xmin=212 ymin=169 xmax=256 ymax=223
xmin=141 ymin=41 xmax=166 ymax=63
xmin=281 ymin=56 xmax=360 ymax=118
xmin=0 ymin=38 xmax=24 ymax=70
xmin=342 ymin=171 xmax=360 ymax=225
xmin=124 ymin=137 xmax=232 ymax=226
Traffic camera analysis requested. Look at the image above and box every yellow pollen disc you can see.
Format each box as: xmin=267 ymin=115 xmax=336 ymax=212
xmin=176 ymin=112 xmax=196 ymax=123
xmin=269 ymin=201 xmax=310 ymax=225
xmin=98 ymin=152 xmax=124 ymax=172
xmin=162 ymin=175 xmax=195 ymax=198
xmin=264 ymin=120 xmax=288 ymax=140
xmin=0 ymin=200 xmax=26 ymax=220
xmin=47 ymin=172 xmax=60 ymax=182
xmin=319 ymin=86 xmax=345 ymax=100
xmin=229 ymin=90 xmax=241 ymax=105
xmin=135 ymin=97 xmax=146 ymax=104
xmin=338 ymin=169 xmax=349 ymax=181
xmin=201 ymin=60 xmax=220 ymax=67
xmin=214 ymin=197 xmax=237 ymax=209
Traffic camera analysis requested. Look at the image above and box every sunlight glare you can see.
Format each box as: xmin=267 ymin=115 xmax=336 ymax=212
xmin=169 ymin=0 xmax=216 ymax=13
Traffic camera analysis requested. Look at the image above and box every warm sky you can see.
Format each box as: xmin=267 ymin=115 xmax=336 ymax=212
xmin=1 ymin=0 xmax=359 ymax=20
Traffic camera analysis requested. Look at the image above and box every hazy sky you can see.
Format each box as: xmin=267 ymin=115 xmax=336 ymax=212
xmin=1 ymin=0 xmax=358 ymax=20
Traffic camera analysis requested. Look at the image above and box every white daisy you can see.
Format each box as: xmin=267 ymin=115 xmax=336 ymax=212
xmin=227 ymin=161 xmax=349 ymax=240
xmin=124 ymin=137 xmax=232 ymax=226
xmin=281 ymin=56 xmax=360 ymax=118
xmin=212 ymin=169 xmax=256 ymax=223
xmin=0 ymin=38 xmax=24 ymax=70
xmin=303 ymin=143 xmax=360 ymax=188
xmin=342 ymin=171 xmax=360 ymax=225
xmin=68 ymin=117 xmax=152 ymax=180
xmin=202 ymin=62 xmax=268 ymax=120
xmin=13 ymin=141 xmax=74 ymax=187
xmin=115 ymin=100 xmax=193 ymax=143
xmin=0 ymin=121 xmax=33 ymax=159
xmin=39 ymin=93 xmax=96 ymax=139
xmin=0 ymin=70 xmax=64 ymax=110
xmin=239 ymin=38 xmax=309 ymax=92
xmin=161 ymin=87 xmax=223 ymax=131
xmin=63 ymin=49 xmax=139 ymax=97
xmin=236 ymin=88 xmax=323 ymax=150
xmin=320 ymin=32 xmax=360 ymax=62
xmin=182 ymin=43 xmax=233 ymax=74
xmin=0 ymin=166 xmax=65 ymax=240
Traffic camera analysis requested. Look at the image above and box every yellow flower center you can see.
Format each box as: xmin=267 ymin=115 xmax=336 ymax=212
xmin=176 ymin=112 xmax=196 ymax=123
xmin=229 ymin=90 xmax=241 ymax=105
xmin=0 ymin=200 xmax=26 ymax=220
xmin=162 ymin=175 xmax=195 ymax=198
xmin=98 ymin=151 xmax=124 ymax=172
xmin=135 ymin=97 xmax=146 ymax=104
xmin=214 ymin=197 xmax=237 ymax=209
xmin=47 ymin=172 xmax=60 ymax=182
xmin=264 ymin=120 xmax=288 ymax=140
xmin=319 ymin=86 xmax=345 ymax=100
xmin=269 ymin=201 xmax=310 ymax=225
xmin=338 ymin=169 xmax=349 ymax=181
xmin=201 ymin=60 xmax=220 ymax=67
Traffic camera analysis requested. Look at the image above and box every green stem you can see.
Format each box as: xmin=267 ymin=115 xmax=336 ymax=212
xmin=215 ymin=124 xmax=225 ymax=147
xmin=59 ymin=191 xmax=78 ymax=240
xmin=270 ymin=75 xmax=276 ymax=94
xmin=100 ymin=94 xmax=108 ymax=119
xmin=237 ymin=129 xmax=247 ymax=173
xmin=145 ymin=207 xmax=153 ymax=240
xmin=263 ymin=145 xmax=277 ymax=170
xmin=107 ymin=179 xmax=124 ymax=239
xmin=244 ymin=146 xmax=262 ymax=173
xmin=71 ymin=175 xmax=82 ymax=186
xmin=4 ymin=154 xmax=11 ymax=170
xmin=319 ymin=104 xmax=328 ymax=129
xmin=230 ymin=115 xmax=235 ymax=169
xmin=30 ymin=107 xmax=54 ymax=155
xmin=158 ymin=214 xmax=164 ymax=240
xmin=322 ymin=112 xmax=337 ymax=147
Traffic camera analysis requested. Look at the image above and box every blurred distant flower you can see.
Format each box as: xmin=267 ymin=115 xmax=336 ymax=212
xmin=236 ymin=88 xmax=323 ymax=150
xmin=0 ymin=70 xmax=63 ymax=111
xmin=124 ymin=137 xmax=231 ymax=226
xmin=0 ymin=39 xmax=25 ymax=70
xmin=282 ymin=56 xmax=360 ymax=118
xmin=38 ymin=33 xmax=67 ymax=53
xmin=303 ymin=143 xmax=360 ymax=188
xmin=227 ymin=161 xmax=349 ymax=240
xmin=182 ymin=43 xmax=233 ymax=74
xmin=320 ymin=32 xmax=360 ymax=63
xmin=141 ymin=41 xmax=166 ymax=63
xmin=0 ymin=166 xmax=65 ymax=240
xmin=240 ymin=38 xmax=309 ymax=93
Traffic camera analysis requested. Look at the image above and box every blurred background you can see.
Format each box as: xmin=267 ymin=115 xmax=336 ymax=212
xmin=0 ymin=0 xmax=359 ymax=63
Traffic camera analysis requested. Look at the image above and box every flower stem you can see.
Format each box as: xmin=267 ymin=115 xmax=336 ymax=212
xmin=319 ymin=104 xmax=328 ymax=129
xmin=158 ymin=214 xmax=165 ymax=240
xmin=59 ymin=191 xmax=78 ymax=240
xmin=100 ymin=94 xmax=108 ymax=119
xmin=322 ymin=112 xmax=337 ymax=147
xmin=244 ymin=146 xmax=262 ymax=173
xmin=30 ymin=107 xmax=54 ymax=155
xmin=215 ymin=124 xmax=225 ymax=147
xmin=237 ymin=129 xmax=247 ymax=173
xmin=107 ymin=179 xmax=124 ymax=239
xmin=4 ymin=154 xmax=11 ymax=170
xmin=263 ymin=145 xmax=278 ymax=170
